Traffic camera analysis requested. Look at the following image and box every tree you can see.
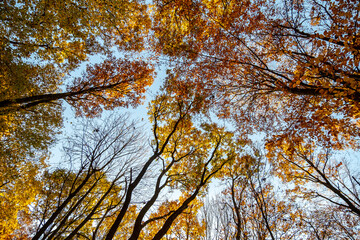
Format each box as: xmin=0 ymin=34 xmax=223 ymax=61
xmin=144 ymin=197 xmax=206 ymax=240
xmin=152 ymin=2 xmax=360 ymax=236
xmin=0 ymin=0 xmax=153 ymax=156
xmin=267 ymin=139 xmax=360 ymax=218
xmin=0 ymin=57 xmax=153 ymax=238
xmin=152 ymin=0 xmax=360 ymax=152
xmin=1 ymin=1 xmax=154 ymax=233
xmin=30 ymin=115 xmax=145 ymax=240
xmin=201 ymin=148 xmax=360 ymax=239
xmin=1 ymin=0 xmax=152 ymax=123
xmin=206 ymin=150 xmax=302 ymax=240
xmin=105 ymin=91 xmax=240 ymax=239
xmin=4 ymin=0 xmax=360 ymax=238
xmin=18 ymin=91 xmax=241 ymax=239
xmin=32 ymin=169 xmax=124 ymax=240
xmin=299 ymin=207 xmax=360 ymax=240
xmin=0 ymin=57 xmax=154 ymax=116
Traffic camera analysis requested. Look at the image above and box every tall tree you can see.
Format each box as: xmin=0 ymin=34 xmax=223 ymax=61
xmin=1 ymin=0 xmax=153 ymax=234
xmin=105 ymin=91 xmax=241 ymax=239
xmin=17 ymin=91 xmax=241 ymax=239
xmin=153 ymin=3 xmax=360 ymax=236
xmin=0 ymin=56 xmax=153 ymax=239
xmin=212 ymin=151 xmax=302 ymax=240
xmin=1 ymin=0 xmax=152 ymax=117
xmin=201 ymin=148 xmax=360 ymax=239
xmin=153 ymin=0 xmax=360 ymax=151
xmin=30 ymin=115 xmax=145 ymax=240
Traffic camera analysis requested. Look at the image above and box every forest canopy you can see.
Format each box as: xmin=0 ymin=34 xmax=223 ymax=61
xmin=1 ymin=0 xmax=359 ymax=239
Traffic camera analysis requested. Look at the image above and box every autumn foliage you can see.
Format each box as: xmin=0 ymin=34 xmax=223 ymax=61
xmin=1 ymin=0 xmax=360 ymax=239
xmin=153 ymin=0 xmax=360 ymax=151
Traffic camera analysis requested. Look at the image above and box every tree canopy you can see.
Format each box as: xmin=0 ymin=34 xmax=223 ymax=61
xmin=1 ymin=0 xmax=360 ymax=239
xmin=153 ymin=0 xmax=360 ymax=151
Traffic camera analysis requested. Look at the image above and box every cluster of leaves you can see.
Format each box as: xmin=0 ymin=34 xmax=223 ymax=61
xmin=0 ymin=156 xmax=45 ymax=239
